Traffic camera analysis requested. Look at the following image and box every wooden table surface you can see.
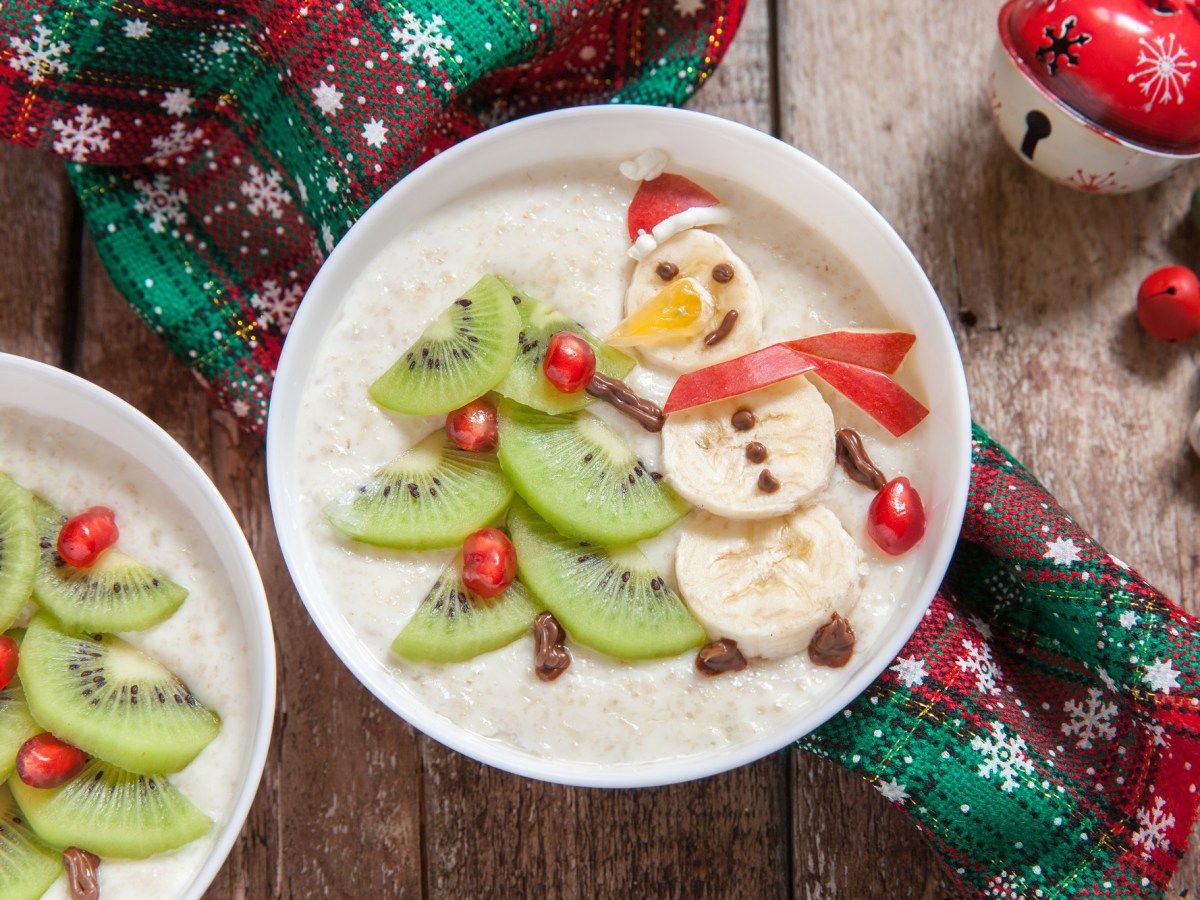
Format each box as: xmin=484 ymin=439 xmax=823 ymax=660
xmin=2 ymin=1 xmax=1199 ymax=896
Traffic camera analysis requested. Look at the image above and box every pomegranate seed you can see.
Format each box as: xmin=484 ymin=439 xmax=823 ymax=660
xmin=867 ymin=477 xmax=926 ymax=556
xmin=445 ymin=398 xmax=499 ymax=452
xmin=57 ymin=506 xmax=119 ymax=568
xmin=0 ymin=635 xmax=17 ymax=692
xmin=1136 ymin=265 xmax=1200 ymax=342
xmin=462 ymin=528 xmax=517 ymax=598
xmin=543 ymin=331 xmax=597 ymax=394
xmin=16 ymin=733 xmax=87 ymax=789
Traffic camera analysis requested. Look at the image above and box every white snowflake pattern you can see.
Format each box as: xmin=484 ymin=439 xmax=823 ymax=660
xmin=132 ymin=174 xmax=187 ymax=235
xmin=145 ymin=121 xmax=204 ymax=164
xmin=250 ymin=280 xmax=304 ymax=333
xmin=312 ymin=81 xmax=344 ymax=117
xmin=875 ymin=779 xmax=910 ymax=804
xmin=1119 ymin=611 xmax=1140 ymax=629
xmin=1129 ymin=33 xmax=1196 ymax=111
xmin=123 ymin=19 xmax=152 ymax=40
xmin=1096 ymin=665 xmax=1119 ymax=694
xmin=956 ymin=639 xmax=1002 ymax=696
xmin=362 ymin=118 xmax=388 ymax=148
xmin=890 ymin=656 xmax=928 ymax=688
xmin=1146 ymin=721 xmax=1169 ymax=749
xmin=231 ymin=399 xmax=251 ymax=418
xmin=971 ymin=722 xmax=1035 ymax=793
xmin=1061 ymin=688 xmax=1118 ymax=749
xmin=982 ymin=871 xmax=1025 ymax=900
xmin=8 ymin=24 xmax=70 ymax=84
xmin=182 ymin=24 xmax=251 ymax=75
xmin=240 ymin=165 xmax=292 ymax=219
xmin=161 ymin=88 xmax=195 ymax=118
xmin=321 ymin=222 xmax=335 ymax=253
xmin=1132 ymin=794 xmax=1175 ymax=856
xmin=1143 ymin=658 xmax=1181 ymax=694
xmin=50 ymin=105 xmax=112 ymax=162
xmin=674 ymin=0 xmax=705 ymax=15
xmin=392 ymin=11 xmax=453 ymax=69
xmin=969 ymin=614 xmax=994 ymax=640
xmin=1043 ymin=536 xmax=1082 ymax=566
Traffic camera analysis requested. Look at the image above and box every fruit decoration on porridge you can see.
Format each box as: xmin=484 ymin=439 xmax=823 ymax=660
xmin=322 ymin=150 xmax=931 ymax=686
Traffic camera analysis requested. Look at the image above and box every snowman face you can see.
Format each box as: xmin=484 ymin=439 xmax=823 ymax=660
xmin=619 ymin=229 xmax=764 ymax=373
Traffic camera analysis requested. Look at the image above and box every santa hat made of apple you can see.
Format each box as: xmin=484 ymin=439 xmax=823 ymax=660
xmin=621 ymin=150 xmax=731 ymax=261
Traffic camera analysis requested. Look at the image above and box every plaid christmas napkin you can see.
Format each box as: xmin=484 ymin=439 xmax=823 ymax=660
xmin=3 ymin=2 xmax=1199 ymax=897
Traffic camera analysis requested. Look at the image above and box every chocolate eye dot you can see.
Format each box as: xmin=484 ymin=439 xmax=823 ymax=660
xmin=655 ymin=261 xmax=679 ymax=281
xmin=712 ymin=263 xmax=734 ymax=283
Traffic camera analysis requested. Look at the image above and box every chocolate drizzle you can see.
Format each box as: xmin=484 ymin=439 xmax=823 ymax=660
xmin=533 ymin=611 xmax=571 ymax=682
xmin=696 ymin=638 xmax=748 ymax=676
xmin=64 ymin=847 xmax=101 ymax=900
xmin=703 ymin=309 xmax=739 ymax=347
xmin=585 ymin=373 xmax=665 ymax=432
xmin=835 ymin=428 xmax=887 ymax=491
xmin=807 ymin=613 xmax=856 ymax=668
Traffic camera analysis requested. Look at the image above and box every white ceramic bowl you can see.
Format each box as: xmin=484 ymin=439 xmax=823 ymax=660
xmin=0 ymin=354 xmax=275 ymax=899
xmin=267 ymin=106 xmax=971 ymax=788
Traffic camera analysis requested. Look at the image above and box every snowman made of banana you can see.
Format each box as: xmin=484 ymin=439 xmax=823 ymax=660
xmin=610 ymin=150 xmax=931 ymax=672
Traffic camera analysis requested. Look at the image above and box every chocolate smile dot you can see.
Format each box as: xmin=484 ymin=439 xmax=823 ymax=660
xmin=731 ymin=408 xmax=756 ymax=431
xmin=712 ymin=263 xmax=735 ymax=283
xmin=745 ymin=441 xmax=768 ymax=464
xmin=757 ymin=469 xmax=780 ymax=493
xmin=655 ymin=260 xmax=679 ymax=281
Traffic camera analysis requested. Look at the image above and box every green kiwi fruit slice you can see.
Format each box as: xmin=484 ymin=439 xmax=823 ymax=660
xmin=0 ymin=783 xmax=61 ymax=899
xmin=18 ymin=614 xmax=220 ymax=775
xmin=31 ymin=497 xmax=188 ymax=635
xmin=391 ymin=563 xmax=539 ymax=663
xmin=9 ymin=758 xmax=210 ymax=859
xmin=507 ymin=498 xmax=705 ymax=659
xmin=369 ymin=274 xmax=522 ymax=415
xmin=496 ymin=399 xmax=689 ymax=544
xmin=493 ymin=280 xmax=635 ymax=414
xmin=325 ymin=431 xmax=514 ymax=550
xmin=0 ymin=474 xmax=36 ymax=632
xmin=0 ymin=680 xmax=39 ymax=785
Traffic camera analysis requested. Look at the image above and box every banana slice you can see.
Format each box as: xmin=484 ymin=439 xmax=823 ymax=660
xmin=660 ymin=378 xmax=835 ymax=519
xmin=624 ymin=229 xmax=763 ymax=372
xmin=675 ymin=507 xmax=864 ymax=660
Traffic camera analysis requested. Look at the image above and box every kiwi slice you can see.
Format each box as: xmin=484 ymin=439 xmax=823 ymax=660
xmin=19 ymin=614 xmax=220 ymax=775
xmin=31 ymin=497 xmax=188 ymax=635
xmin=369 ymin=274 xmax=522 ymax=415
xmin=493 ymin=280 xmax=635 ymax=414
xmin=9 ymin=758 xmax=210 ymax=858
xmin=0 ymin=474 xmax=36 ymax=632
xmin=0 ymin=680 xmax=39 ymax=785
xmin=507 ymin=498 xmax=705 ymax=659
xmin=325 ymin=431 xmax=514 ymax=550
xmin=391 ymin=563 xmax=539 ymax=663
xmin=0 ymin=783 xmax=61 ymax=899
xmin=496 ymin=399 xmax=689 ymax=544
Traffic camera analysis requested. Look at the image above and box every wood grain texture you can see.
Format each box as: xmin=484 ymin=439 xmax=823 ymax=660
xmin=2 ymin=1 xmax=1199 ymax=896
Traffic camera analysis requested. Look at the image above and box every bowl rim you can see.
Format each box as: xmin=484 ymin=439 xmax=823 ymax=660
xmin=996 ymin=0 xmax=1200 ymax=158
xmin=267 ymin=104 xmax=972 ymax=788
xmin=0 ymin=352 xmax=276 ymax=898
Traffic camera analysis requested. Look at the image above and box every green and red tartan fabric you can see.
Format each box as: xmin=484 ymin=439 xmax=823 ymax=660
xmin=3 ymin=2 xmax=1199 ymax=898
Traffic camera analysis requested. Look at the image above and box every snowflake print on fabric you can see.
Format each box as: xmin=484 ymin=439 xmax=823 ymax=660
xmin=145 ymin=122 xmax=204 ymax=165
xmin=123 ymin=19 xmax=152 ymax=40
xmin=968 ymin=614 xmax=993 ymax=640
xmin=1143 ymin=658 xmax=1181 ymax=694
xmin=956 ymin=639 xmax=1003 ymax=696
xmin=393 ymin=12 xmax=453 ymax=69
xmin=313 ymin=81 xmax=344 ymax=117
xmin=161 ymin=88 xmax=196 ymax=118
xmin=51 ymin=105 xmax=111 ymax=163
xmin=182 ymin=24 xmax=253 ymax=76
xmin=1119 ymin=611 xmax=1140 ymax=629
xmin=675 ymin=0 xmax=705 ymax=16
xmin=1129 ymin=33 xmax=1196 ymax=110
xmin=982 ymin=871 xmax=1025 ymax=900
xmin=1061 ymin=687 xmax=1118 ymax=749
xmin=1043 ymin=535 xmax=1082 ymax=566
xmin=362 ymin=118 xmax=388 ymax=147
xmin=240 ymin=165 xmax=292 ymax=219
xmin=876 ymin=779 xmax=910 ymax=804
xmin=1133 ymin=794 xmax=1176 ymax=856
xmin=249 ymin=280 xmax=304 ymax=334
xmin=971 ymin=722 xmax=1035 ymax=793
xmin=891 ymin=656 xmax=928 ymax=688
xmin=132 ymin=174 xmax=187 ymax=235
xmin=8 ymin=24 xmax=70 ymax=83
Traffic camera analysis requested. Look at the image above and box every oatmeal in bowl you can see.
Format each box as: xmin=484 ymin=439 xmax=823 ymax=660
xmin=267 ymin=106 xmax=970 ymax=788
